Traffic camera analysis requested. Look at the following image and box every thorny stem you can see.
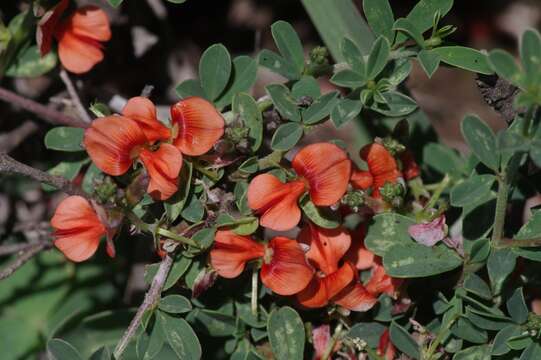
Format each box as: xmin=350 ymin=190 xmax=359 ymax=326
xmin=59 ymin=69 xmax=92 ymax=123
xmin=0 ymin=242 xmax=53 ymax=280
xmin=0 ymin=153 xmax=85 ymax=196
xmin=251 ymin=267 xmax=258 ymax=316
xmin=113 ymin=252 xmax=175 ymax=359
xmin=491 ymin=173 xmax=510 ymax=248
xmin=0 ymin=86 xmax=88 ymax=128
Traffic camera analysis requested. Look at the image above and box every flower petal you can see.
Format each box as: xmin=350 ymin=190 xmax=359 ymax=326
xmin=260 ymin=236 xmax=314 ymax=295
xmin=247 ymin=174 xmax=305 ymax=231
xmin=292 ymin=143 xmax=351 ymax=206
xmin=360 ymin=143 xmax=401 ymax=198
xmin=139 ymin=144 xmax=182 ymax=201
xmin=408 ymin=215 xmax=446 ymax=247
xmin=312 ymin=325 xmax=331 ymax=360
xmin=51 ymin=196 xmax=106 ymax=262
xmin=365 ymin=261 xmax=401 ymax=297
xmin=37 ymin=0 xmax=69 ymax=56
xmin=122 ymin=96 xmax=171 ymax=143
xmin=350 ymin=168 xmax=373 ymax=190
xmin=296 ymin=262 xmax=354 ymax=308
xmin=344 ymin=224 xmax=375 ymax=270
xmin=83 ymin=116 xmax=146 ymax=175
xmin=210 ymin=230 xmax=265 ymax=278
xmin=67 ymin=6 xmax=111 ymax=42
xmin=298 ymin=223 xmax=351 ymax=274
xmin=56 ymin=26 xmax=105 ymax=74
xmin=333 ymin=282 xmax=378 ymax=312
xmin=171 ymin=97 xmax=225 ymax=156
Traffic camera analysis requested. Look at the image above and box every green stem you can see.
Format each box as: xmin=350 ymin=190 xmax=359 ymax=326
xmin=423 ymin=314 xmax=459 ymax=360
xmin=491 ymin=174 xmax=510 ymax=248
xmin=256 ymin=98 xmax=273 ymax=113
xmin=424 ymin=174 xmax=450 ymax=210
xmin=251 ymin=268 xmax=258 ymax=316
xmin=125 ymin=211 xmax=198 ymax=247
xmin=523 ymin=106 xmax=536 ymax=137
xmin=191 ymin=161 xmax=220 ymax=181
xmin=321 ymin=323 xmax=344 ymax=360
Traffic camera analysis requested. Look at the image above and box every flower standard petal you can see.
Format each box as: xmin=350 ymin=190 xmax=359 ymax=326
xmin=247 ymin=174 xmax=305 ymax=231
xmin=360 ymin=143 xmax=401 ymax=198
xmin=210 ymin=230 xmax=265 ymax=279
xmin=333 ymin=282 xmax=378 ymax=312
xmin=139 ymin=144 xmax=183 ymax=201
xmin=365 ymin=261 xmax=402 ymax=297
xmin=292 ymin=143 xmax=351 ymax=206
xmin=344 ymin=224 xmax=375 ymax=270
xmin=260 ymin=237 xmax=314 ymax=296
xmin=350 ymin=168 xmax=373 ymax=190
xmin=122 ymin=96 xmax=171 ymax=143
xmin=83 ymin=116 xmax=147 ymax=176
xmin=37 ymin=0 xmax=69 ymax=56
xmin=408 ymin=215 xmax=447 ymax=247
xmin=67 ymin=6 xmax=111 ymax=42
xmin=170 ymin=97 xmax=225 ymax=156
xmin=51 ymin=196 xmax=106 ymax=262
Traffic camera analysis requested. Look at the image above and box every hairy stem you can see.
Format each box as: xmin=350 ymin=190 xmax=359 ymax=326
xmin=114 ymin=253 xmax=174 ymax=358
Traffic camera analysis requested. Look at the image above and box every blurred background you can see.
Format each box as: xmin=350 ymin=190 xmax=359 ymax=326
xmin=0 ymin=0 xmax=540 ymax=358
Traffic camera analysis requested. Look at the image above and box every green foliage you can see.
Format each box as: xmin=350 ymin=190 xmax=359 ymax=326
xmin=44 ymin=127 xmax=85 ymax=152
xmin=267 ymin=307 xmax=305 ymax=360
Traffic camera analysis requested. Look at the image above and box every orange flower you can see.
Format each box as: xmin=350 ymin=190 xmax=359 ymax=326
xmin=210 ymin=230 xmax=314 ymax=295
xmin=344 ymin=224 xmax=375 ymax=270
xmin=170 ymin=97 xmax=225 ymax=156
xmin=377 ymin=329 xmax=396 ymax=360
xmin=42 ymin=4 xmax=111 ymax=74
xmin=122 ymin=96 xmax=171 ymax=143
xmin=365 ymin=260 xmax=402 ymax=298
xmin=84 ymin=114 xmax=182 ymax=200
xmin=351 ymin=143 xmax=402 ymax=198
xmin=51 ymin=196 xmax=106 ymax=262
xmin=296 ymin=224 xmax=373 ymax=310
xmin=247 ymin=143 xmax=351 ymax=231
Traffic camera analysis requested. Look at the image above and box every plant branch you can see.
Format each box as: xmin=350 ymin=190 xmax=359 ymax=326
xmin=0 ymin=240 xmax=51 ymax=256
xmin=0 ymin=153 xmax=84 ymax=196
xmin=0 ymin=242 xmax=52 ymax=280
xmin=0 ymin=86 xmax=88 ymax=128
xmin=59 ymin=69 xmax=92 ymax=124
xmin=491 ymin=173 xmax=510 ymax=248
xmin=113 ymin=251 xmax=175 ymax=359
xmin=0 ymin=121 xmax=39 ymax=153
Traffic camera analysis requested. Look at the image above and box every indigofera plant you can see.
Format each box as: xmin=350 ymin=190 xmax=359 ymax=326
xmin=2 ymin=0 xmax=541 ymax=359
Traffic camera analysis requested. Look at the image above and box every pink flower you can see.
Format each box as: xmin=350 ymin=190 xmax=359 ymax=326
xmin=408 ymin=215 xmax=447 ymax=247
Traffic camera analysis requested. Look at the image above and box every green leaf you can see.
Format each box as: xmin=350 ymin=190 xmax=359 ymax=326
xmin=520 ymin=342 xmax=541 ymax=360
xmin=506 ymin=288 xmax=528 ymax=324
xmin=175 ymin=79 xmax=207 ymax=100
xmin=348 ymin=322 xmax=386 ymax=348
xmin=366 ymin=36 xmax=391 ymax=79
xmin=302 ymin=91 xmax=339 ymax=124
xmin=45 ymin=127 xmax=85 ymax=152
xmin=89 ymin=102 xmax=111 ymax=117
xmin=258 ymin=50 xmax=300 ymax=80
xmin=144 ymin=256 xmax=192 ymax=291
xmin=365 ymin=213 xmax=415 ymax=256
xmin=492 ymin=325 xmax=522 ymax=355
xmin=450 ymin=174 xmax=496 ymax=207
xmin=144 ymin=315 xmax=165 ymax=360
xmin=465 ymin=308 xmax=513 ymax=331
xmin=266 ymin=84 xmax=301 ymax=122
xmin=267 ymin=307 xmax=305 ymax=360
xmin=291 ymin=76 xmax=321 ymax=99
xmin=233 ymin=93 xmax=263 ymax=152
xmin=516 ymin=209 xmax=541 ymax=240
xmin=393 ymin=18 xmax=425 ymax=47
xmin=461 ymin=115 xmax=499 ymax=170
xmin=159 ymin=295 xmax=192 ymax=314
xmin=43 ymin=157 xmax=88 ymax=192
xmin=192 ymin=227 xmax=216 ymax=250
xmin=164 ymin=161 xmax=192 ymax=222
xmin=468 ymin=238 xmax=490 ymax=263
xmin=47 ymin=339 xmax=83 ymax=360
xmin=181 ymin=195 xmax=204 ymax=223
xmin=231 ymin=217 xmax=259 ymax=236
xmin=432 ymin=46 xmax=493 ymax=75
xmin=107 ymin=0 xmax=124 ymax=7
xmin=451 ymin=318 xmax=488 ymax=344
xmin=487 ymin=248 xmax=517 ymax=296
xmin=215 ymin=56 xmax=258 ymax=109
xmin=271 ymin=122 xmax=303 ymax=151
xmin=453 ymin=345 xmax=490 ymax=360
xmin=369 ymin=91 xmax=417 ymax=117
xmin=397 ymin=0 xmax=453 ymax=44
xmin=488 ymin=49 xmax=522 ymax=86
xmin=330 ymin=69 xmax=366 ymax=88
xmin=363 ymin=0 xmax=394 ymax=42
xmin=418 ymin=49 xmax=440 ymax=78
xmin=464 ymin=273 xmax=492 ymax=300
xmin=186 ymin=309 xmax=236 ymax=337
xmin=199 ymin=44 xmax=232 ymax=101
xmin=299 ymin=194 xmax=341 ymax=229
xmin=271 ymin=21 xmax=305 ymax=75
xmin=389 ymin=322 xmax=420 ymax=359
xmin=521 ymin=29 xmax=541 ymax=85
xmin=331 ymin=98 xmax=362 ymax=128
xmin=507 ymin=333 xmax=533 ymax=350
xmin=383 ymin=242 xmax=462 ymax=277
xmin=423 ymin=142 xmax=464 ymax=175
xmin=89 ymin=346 xmax=111 ymax=360
xmin=6 ymin=45 xmax=57 ymax=77
xmin=340 ymin=38 xmax=366 ymax=75
xmin=159 ymin=312 xmax=201 ymax=359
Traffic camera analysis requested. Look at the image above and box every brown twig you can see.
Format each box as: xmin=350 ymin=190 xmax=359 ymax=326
xmin=0 ymin=86 xmax=88 ymax=128
xmin=0 ymin=153 xmax=84 ymax=196
xmin=59 ymin=69 xmax=92 ymax=123
xmin=0 ymin=242 xmax=52 ymax=280
xmin=0 ymin=241 xmax=51 ymax=256
xmin=0 ymin=121 xmax=39 ymax=153
xmin=113 ymin=251 xmax=175 ymax=359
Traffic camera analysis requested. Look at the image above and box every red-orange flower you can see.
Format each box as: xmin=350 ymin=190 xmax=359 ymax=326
xmin=39 ymin=2 xmax=111 ymax=74
xmin=351 ymin=143 xmax=402 ymax=198
xmin=344 ymin=224 xmax=374 ymax=270
xmin=247 ymin=143 xmax=351 ymax=231
xmin=51 ymin=195 xmax=106 ymax=262
xmin=170 ymin=97 xmax=225 ymax=156
xmin=122 ymin=96 xmax=171 ymax=143
xmin=210 ymin=230 xmax=314 ymax=295
xmin=377 ymin=329 xmax=397 ymax=360
xmin=84 ymin=112 xmax=182 ymax=200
